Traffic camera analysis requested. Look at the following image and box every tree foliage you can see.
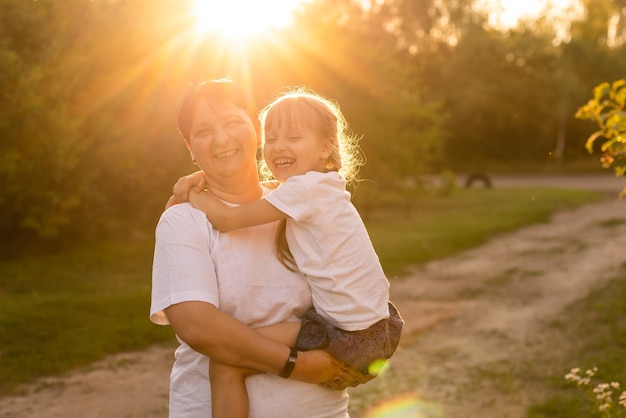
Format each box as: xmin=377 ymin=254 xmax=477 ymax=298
xmin=290 ymin=0 xmax=447 ymax=181
xmin=0 ymin=0 xmax=192 ymax=249
xmin=575 ymin=79 xmax=626 ymax=195
xmin=2 ymin=0 xmax=626 ymax=252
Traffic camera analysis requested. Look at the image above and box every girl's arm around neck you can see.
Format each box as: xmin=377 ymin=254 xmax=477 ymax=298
xmin=189 ymin=190 xmax=287 ymax=232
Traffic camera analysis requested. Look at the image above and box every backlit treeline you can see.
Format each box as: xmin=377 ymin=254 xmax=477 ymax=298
xmin=0 ymin=0 xmax=624 ymax=249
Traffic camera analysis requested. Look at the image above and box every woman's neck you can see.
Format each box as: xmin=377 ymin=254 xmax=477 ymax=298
xmin=207 ymin=170 xmax=263 ymax=205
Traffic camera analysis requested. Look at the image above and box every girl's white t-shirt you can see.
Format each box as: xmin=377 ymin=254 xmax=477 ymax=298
xmin=150 ymin=195 xmax=349 ymax=418
xmin=264 ymin=171 xmax=390 ymax=331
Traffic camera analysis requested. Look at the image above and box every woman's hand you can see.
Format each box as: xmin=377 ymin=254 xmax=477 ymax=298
xmin=172 ymin=170 xmax=207 ymax=202
xmin=291 ymin=350 xmax=375 ymax=390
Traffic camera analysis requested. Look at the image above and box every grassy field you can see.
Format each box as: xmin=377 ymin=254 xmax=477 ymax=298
xmin=0 ymin=186 xmax=608 ymax=397
xmin=0 ymin=241 xmax=176 ymax=395
xmin=526 ymin=262 xmax=626 ymax=418
xmin=365 ymin=187 xmax=607 ymax=277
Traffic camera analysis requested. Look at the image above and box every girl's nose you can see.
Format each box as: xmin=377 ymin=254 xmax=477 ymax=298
xmin=274 ymin=139 xmax=286 ymax=151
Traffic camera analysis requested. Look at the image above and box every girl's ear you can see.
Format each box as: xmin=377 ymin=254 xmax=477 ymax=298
xmin=320 ymin=140 xmax=332 ymax=160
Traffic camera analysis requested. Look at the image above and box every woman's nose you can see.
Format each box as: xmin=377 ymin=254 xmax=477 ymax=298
xmin=213 ymin=126 xmax=228 ymax=144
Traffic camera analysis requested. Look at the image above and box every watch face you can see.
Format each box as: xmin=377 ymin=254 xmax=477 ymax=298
xmin=280 ymin=347 xmax=298 ymax=378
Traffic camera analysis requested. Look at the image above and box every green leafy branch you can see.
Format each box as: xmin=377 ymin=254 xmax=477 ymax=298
xmin=575 ymin=79 xmax=626 ymax=196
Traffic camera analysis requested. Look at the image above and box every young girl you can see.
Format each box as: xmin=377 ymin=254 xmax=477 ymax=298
xmin=180 ymin=89 xmax=403 ymax=418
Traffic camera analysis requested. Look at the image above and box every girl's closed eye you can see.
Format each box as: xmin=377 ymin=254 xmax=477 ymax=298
xmin=287 ymin=129 xmax=304 ymax=140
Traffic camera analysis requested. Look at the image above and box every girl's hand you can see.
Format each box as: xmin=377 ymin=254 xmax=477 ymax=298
xmin=188 ymin=188 xmax=211 ymax=212
xmin=164 ymin=194 xmax=180 ymax=210
xmin=172 ymin=170 xmax=207 ymax=202
xmin=291 ymin=350 xmax=375 ymax=390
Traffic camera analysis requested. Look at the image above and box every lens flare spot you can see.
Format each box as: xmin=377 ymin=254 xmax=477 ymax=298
xmin=368 ymin=359 xmax=390 ymax=376
xmin=365 ymin=392 xmax=443 ymax=418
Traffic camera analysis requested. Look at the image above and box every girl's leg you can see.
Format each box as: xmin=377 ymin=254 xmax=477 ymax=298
xmin=209 ymin=322 xmax=301 ymax=418
xmin=210 ymin=360 xmax=254 ymax=418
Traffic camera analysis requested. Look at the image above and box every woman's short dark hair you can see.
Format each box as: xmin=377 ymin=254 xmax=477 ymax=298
xmin=177 ymin=79 xmax=259 ymax=143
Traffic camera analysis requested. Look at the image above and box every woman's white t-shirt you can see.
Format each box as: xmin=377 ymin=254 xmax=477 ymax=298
xmin=150 ymin=193 xmax=348 ymax=417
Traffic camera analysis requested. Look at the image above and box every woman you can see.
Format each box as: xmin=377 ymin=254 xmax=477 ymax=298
xmin=150 ymin=79 xmax=368 ymax=417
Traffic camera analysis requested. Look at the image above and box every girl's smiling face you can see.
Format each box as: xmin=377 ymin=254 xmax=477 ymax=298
xmin=262 ymin=110 xmax=331 ymax=183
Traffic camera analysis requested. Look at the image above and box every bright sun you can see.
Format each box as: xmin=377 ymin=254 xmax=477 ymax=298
xmin=484 ymin=0 xmax=582 ymax=28
xmin=190 ymin=0 xmax=309 ymax=40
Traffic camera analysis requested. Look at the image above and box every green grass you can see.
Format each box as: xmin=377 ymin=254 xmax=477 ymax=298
xmin=368 ymin=187 xmax=604 ymax=277
xmin=526 ymin=263 xmax=626 ymax=418
xmin=0 ymin=187 xmax=604 ymax=396
xmin=0 ymin=241 xmax=175 ymax=395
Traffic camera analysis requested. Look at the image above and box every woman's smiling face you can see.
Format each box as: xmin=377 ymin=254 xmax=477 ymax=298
xmin=188 ymin=98 xmax=260 ymax=181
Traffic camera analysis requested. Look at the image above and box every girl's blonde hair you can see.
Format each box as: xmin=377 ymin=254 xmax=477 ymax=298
xmin=259 ymin=88 xmax=364 ymax=270
xmin=258 ymin=88 xmax=363 ymax=185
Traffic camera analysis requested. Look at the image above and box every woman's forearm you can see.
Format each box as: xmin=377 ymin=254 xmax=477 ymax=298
xmin=165 ymin=300 xmax=368 ymax=389
xmin=165 ymin=300 xmax=288 ymax=374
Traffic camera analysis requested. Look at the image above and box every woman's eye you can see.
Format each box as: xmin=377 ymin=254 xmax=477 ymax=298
xmin=194 ymin=129 xmax=211 ymax=137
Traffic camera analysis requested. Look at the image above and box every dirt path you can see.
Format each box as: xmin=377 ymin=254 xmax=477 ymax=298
xmin=350 ymin=196 xmax=626 ymax=417
xmin=1 ymin=187 xmax=625 ymax=417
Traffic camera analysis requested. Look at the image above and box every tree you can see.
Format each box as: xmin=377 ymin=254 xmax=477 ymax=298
xmin=0 ymin=0 xmax=85 ymax=241
xmin=0 ymin=0 xmax=192 ymax=248
xmin=288 ymin=0 xmax=448 ymax=182
xmin=575 ymin=79 xmax=626 ymax=196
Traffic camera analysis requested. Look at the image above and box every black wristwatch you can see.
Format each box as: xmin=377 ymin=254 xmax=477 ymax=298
xmin=279 ymin=347 xmax=298 ymax=378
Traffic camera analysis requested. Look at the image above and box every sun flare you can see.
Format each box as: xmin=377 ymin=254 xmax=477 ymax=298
xmin=190 ymin=0 xmax=308 ymax=40
xmin=483 ymin=0 xmax=583 ymax=28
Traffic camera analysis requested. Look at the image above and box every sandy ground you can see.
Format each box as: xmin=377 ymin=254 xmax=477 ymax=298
xmin=349 ymin=193 xmax=626 ymax=418
xmin=1 ymin=174 xmax=625 ymax=418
